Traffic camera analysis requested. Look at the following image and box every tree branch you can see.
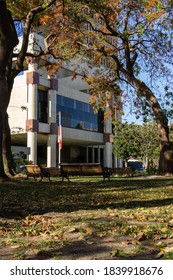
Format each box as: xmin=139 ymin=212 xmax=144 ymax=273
xmin=16 ymin=0 xmax=58 ymax=71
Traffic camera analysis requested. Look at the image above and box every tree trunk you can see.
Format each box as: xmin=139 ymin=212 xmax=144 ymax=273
xmin=0 ymin=80 xmax=9 ymax=179
xmin=122 ymin=71 xmax=172 ymax=174
xmin=158 ymin=142 xmax=173 ymax=174
xmin=3 ymin=112 xmax=16 ymax=176
xmin=2 ymin=63 xmax=16 ymax=176
xmin=0 ymin=118 xmax=6 ymax=178
xmin=0 ymin=0 xmax=19 ymax=179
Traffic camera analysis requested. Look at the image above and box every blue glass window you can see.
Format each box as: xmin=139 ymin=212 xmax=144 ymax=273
xmin=56 ymin=95 xmax=104 ymax=132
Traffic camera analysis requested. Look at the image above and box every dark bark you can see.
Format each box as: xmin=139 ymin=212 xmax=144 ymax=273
xmin=0 ymin=1 xmax=19 ymax=178
xmin=3 ymin=113 xmax=16 ymax=176
xmin=2 ymin=65 xmax=16 ymax=176
xmin=159 ymin=142 xmax=173 ymax=174
xmin=0 ymin=80 xmax=9 ymax=178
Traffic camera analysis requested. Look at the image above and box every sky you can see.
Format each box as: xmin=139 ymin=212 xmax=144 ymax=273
xmin=122 ymin=108 xmax=143 ymax=124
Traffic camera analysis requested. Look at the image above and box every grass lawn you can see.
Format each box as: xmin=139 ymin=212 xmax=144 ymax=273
xmin=0 ymin=176 xmax=173 ymax=260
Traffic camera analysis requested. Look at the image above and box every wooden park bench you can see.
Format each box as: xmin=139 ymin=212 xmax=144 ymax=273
xmin=110 ymin=166 xmax=134 ymax=177
xmin=24 ymin=163 xmax=111 ymax=182
xmin=25 ymin=165 xmax=51 ymax=182
xmin=43 ymin=167 xmax=61 ymax=178
xmin=60 ymin=163 xmax=111 ymax=182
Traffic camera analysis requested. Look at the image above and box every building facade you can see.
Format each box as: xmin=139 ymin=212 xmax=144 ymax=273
xmin=8 ymin=34 xmax=123 ymax=168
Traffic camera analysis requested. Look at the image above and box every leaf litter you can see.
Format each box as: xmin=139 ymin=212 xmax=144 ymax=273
xmin=0 ymin=177 xmax=173 ymax=259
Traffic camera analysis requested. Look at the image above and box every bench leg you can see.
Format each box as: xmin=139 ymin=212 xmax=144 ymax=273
xmin=33 ymin=175 xmax=38 ymax=181
xmin=38 ymin=174 xmax=51 ymax=182
xmin=61 ymin=173 xmax=70 ymax=182
xmin=62 ymin=176 xmax=70 ymax=182
xmin=39 ymin=176 xmax=43 ymax=182
xmin=43 ymin=172 xmax=51 ymax=182
xmin=61 ymin=176 xmax=68 ymax=182
xmin=102 ymin=174 xmax=111 ymax=182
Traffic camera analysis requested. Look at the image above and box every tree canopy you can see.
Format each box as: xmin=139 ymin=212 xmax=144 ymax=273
xmin=113 ymin=121 xmax=160 ymax=167
xmin=113 ymin=121 xmax=142 ymax=165
xmin=39 ymin=1 xmax=173 ymax=107
xmin=37 ymin=1 xmax=173 ymax=134
xmin=44 ymin=0 xmax=172 ymax=173
xmin=7 ymin=0 xmax=173 ymax=120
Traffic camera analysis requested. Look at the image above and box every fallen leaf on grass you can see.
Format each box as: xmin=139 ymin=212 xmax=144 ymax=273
xmin=86 ymin=241 xmax=94 ymax=245
xmin=163 ymin=246 xmax=173 ymax=253
xmin=85 ymin=227 xmax=93 ymax=235
xmin=10 ymin=245 xmax=21 ymax=249
xmin=154 ymin=234 xmax=168 ymax=240
xmin=110 ymin=249 xmax=129 ymax=258
xmin=132 ymin=239 xmax=142 ymax=245
xmin=160 ymin=227 xmax=168 ymax=234
xmin=168 ymin=219 xmax=173 ymax=227
xmin=155 ymin=247 xmax=173 ymax=259
xmin=137 ymin=216 xmax=147 ymax=222
xmin=135 ymin=232 xmax=147 ymax=241
xmin=155 ymin=250 xmax=164 ymax=259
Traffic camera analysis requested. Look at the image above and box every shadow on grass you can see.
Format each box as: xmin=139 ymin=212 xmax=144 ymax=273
xmin=28 ymin=238 xmax=160 ymax=260
xmin=32 ymin=240 xmax=111 ymax=260
xmin=0 ymin=177 xmax=173 ymax=219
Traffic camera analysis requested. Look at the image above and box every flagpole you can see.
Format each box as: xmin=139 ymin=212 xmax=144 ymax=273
xmin=58 ymin=140 xmax=61 ymax=167
xmin=58 ymin=111 xmax=62 ymax=167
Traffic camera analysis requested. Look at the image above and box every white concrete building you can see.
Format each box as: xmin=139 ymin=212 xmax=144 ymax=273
xmin=8 ymin=33 xmax=123 ymax=168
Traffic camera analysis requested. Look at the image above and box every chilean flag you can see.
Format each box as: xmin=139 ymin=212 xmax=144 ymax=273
xmin=58 ymin=112 xmax=62 ymax=150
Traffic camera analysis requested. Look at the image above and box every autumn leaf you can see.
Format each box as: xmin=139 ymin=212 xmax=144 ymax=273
xmin=135 ymin=232 xmax=147 ymax=241
xmin=10 ymin=245 xmax=21 ymax=249
xmin=110 ymin=249 xmax=129 ymax=258
xmin=160 ymin=227 xmax=168 ymax=234
xmin=155 ymin=250 xmax=165 ymax=259
xmin=168 ymin=219 xmax=173 ymax=227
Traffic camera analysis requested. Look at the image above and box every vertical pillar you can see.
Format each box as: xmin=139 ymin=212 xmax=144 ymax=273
xmin=118 ymin=158 xmax=124 ymax=168
xmin=113 ymin=155 xmax=118 ymax=168
xmin=47 ymin=134 xmax=57 ymax=167
xmin=26 ymin=69 xmax=39 ymax=164
xmin=47 ymin=79 xmax=58 ymax=167
xmin=104 ymin=108 xmax=113 ymax=168
xmin=27 ymin=132 xmax=37 ymax=163
xmin=27 ymin=84 xmax=38 ymax=120
xmin=48 ymin=89 xmax=56 ymax=124
xmin=104 ymin=142 xmax=112 ymax=168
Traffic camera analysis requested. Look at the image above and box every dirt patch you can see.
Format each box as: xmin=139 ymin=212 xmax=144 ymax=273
xmin=1 ymin=210 xmax=173 ymax=260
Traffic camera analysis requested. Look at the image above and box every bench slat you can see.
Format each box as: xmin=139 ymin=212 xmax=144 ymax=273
xmin=25 ymin=165 xmax=51 ymax=182
xmin=60 ymin=163 xmax=110 ymax=182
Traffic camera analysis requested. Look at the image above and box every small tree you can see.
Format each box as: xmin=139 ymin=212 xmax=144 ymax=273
xmin=113 ymin=121 xmax=160 ymax=167
xmin=113 ymin=121 xmax=142 ymax=166
xmin=140 ymin=122 xmax=160 ymax=169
